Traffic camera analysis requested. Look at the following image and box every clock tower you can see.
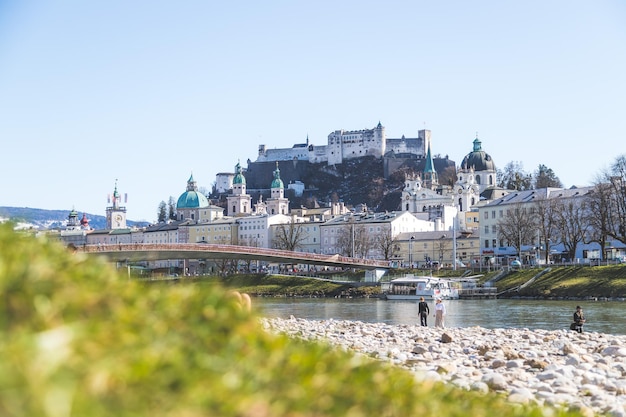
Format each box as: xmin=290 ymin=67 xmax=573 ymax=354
xmin=106 ymin=180 xmax=127 ymax=229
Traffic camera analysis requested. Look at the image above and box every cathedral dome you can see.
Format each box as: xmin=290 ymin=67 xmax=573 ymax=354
xmin=460 ymin=138 xmax=496 ymax=172
xmin=176 ymin=174 xmax=209 ymax=209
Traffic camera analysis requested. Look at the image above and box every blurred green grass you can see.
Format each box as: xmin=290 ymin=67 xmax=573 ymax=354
xmin=0 ymin=223 xmax=583 ymax=416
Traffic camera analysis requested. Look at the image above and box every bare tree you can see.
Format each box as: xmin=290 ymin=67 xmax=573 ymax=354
xmin=533 ymin=196 xmax=559 ymax=264
xmin=553 ymin=197 xmax=591 ymax=261
xmin=605 ymin=155 xmax=626 ymax=245
xmin=272 ymin=218 xmax=308 ymax=251
xmin=375 ymin=231 xmax=399 ymax=261
xmin=497 ymin=203 xmax=537 ymax=260
xmin=336 ymin=221 xmax=375 ymax=258
xmin=586 ymin=180 xmax=614 ymax=259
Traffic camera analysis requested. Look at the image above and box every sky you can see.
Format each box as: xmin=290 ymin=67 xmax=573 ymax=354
xmin=1 ymin=1 xmax=625 ymax=223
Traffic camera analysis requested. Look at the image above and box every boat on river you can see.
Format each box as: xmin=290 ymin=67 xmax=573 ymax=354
xmin=380 ymin=274 xmax=460 ymax=300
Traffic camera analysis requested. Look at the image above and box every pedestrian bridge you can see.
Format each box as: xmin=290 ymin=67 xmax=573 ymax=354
xmin=79 ymin=243 xmax=390 ymax=270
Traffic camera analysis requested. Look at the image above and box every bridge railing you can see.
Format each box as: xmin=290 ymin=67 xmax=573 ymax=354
xmin=80 ymin=243 xmax=390 ymax=268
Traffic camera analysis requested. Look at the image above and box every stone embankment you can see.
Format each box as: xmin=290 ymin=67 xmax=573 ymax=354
xmin=261 ymin=317 xmax=626 ymax=417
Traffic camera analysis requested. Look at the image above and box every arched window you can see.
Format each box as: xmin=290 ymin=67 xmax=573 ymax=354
xmin=489 ymin=175 xmax=493 ymax=185
xmin=476 ymin=175 xmax=481 ymax=184
xmin=232 ymin=205 xmax=236 ymax=213
xmin=406 ymin=203 xmax=409 ymax=211
xmin=458 ymin=198 xmax=463 ymax=212
xmin=471 ymin=197 xmax=476 ymax=205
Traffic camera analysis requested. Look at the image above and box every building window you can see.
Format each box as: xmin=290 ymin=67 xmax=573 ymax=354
xmin=492 ymin=239 xmax=497 ymax=248
xmin=484 ymin=240 xmax=489 ymax=248
xmin=484 ymin=225 xmax=489 ymax=234
xmin=483 ymin=211 xmax=488 ymax=220
xmin=492 ymin=225 xmax=497 ymax=234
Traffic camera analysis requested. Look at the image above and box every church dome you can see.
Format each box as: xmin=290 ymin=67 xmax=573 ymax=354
xmin=233 ymin=162 xmax=246 ymax=185
xmin=460 ymin=138 xmax=496 ymax=172
xmin=176 ymin=174 xmax=209 ymax=209
xmin=271 ymin=163 xmax=284 ymax=189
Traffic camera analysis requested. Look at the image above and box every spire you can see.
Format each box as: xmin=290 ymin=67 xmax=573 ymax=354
xmin=186 ymin=172 xmax=198 ymax=191
xmin=424 ymin=144 xmax=435 ymax=174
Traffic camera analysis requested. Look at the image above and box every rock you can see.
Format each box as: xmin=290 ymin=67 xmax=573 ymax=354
xmin=482 ymin=372 xmax=508 ymax=391
xmin=440 ymin=332 xmax=453 ymax=343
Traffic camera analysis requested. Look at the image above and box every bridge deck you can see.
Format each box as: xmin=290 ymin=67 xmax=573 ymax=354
xmin=79 ymin=243 xmax=390 ymax=270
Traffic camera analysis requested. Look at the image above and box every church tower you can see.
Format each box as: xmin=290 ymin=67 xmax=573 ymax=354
xmin=106 ymin=180 xmax=127 ymax=229
xmin=266 ymin=162 xmax=289 ymax=215
xmin=227 ymin=161 xmax=252 ymax=216
xmin=422 ymin=144 xmax=438 ymax=190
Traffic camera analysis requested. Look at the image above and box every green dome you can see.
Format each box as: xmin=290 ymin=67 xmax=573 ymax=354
xmin=460 ymin=138 xmax=496 ymax=172
xmin=177 ymin=174 xmax=209 ymax=209
xmin=233 ymin=162 xmax=246 ymax=185
xmin=271 ymin=163 xmax=283 ymax=189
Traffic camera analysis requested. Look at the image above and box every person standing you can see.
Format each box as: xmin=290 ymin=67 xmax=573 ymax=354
xmin=434 ymin=298 xmax=446 ymax=328
xmin=418 ymin=296 xmax=430 ymax=326
xmin=573 ymin=306 xmax=585 ymax=333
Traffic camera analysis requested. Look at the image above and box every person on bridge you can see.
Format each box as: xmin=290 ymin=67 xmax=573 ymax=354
xmin=418 ymin=297 xmax=430 ymax=327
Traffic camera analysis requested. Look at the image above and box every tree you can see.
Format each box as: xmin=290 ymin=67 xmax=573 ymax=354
xmin=168 ymin=196 xmax=177 ymax=220
xmin=533 ymin=196 xmax=559 ymax=264
xmin=533 ymin=164 xmax=563 ymax=189
xmin=553 ymin=196 xmax=591 ymax=261
xmin=497 ymin=203 xmax=537 ymax=261
xmin=586 ymin=180 xmax=614 ymax=259
xmin=498 ymin=161 xmax=533 ymax=191
xmin=157 ymin=201 xmax=167 ymax=223
xmin=375 ymin=231 xmax=399 ymax=261
xmin=336 ymin=220 xmax=375 ymax=258
xmin=604 ymin=155 xmax=626 ymax=245
xmin=439 ymin=165 xmax=457 ymax=187
xmin=273 ymin=218 xmax=308 ymax=251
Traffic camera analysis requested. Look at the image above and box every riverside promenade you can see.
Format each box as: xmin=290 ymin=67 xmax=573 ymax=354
xmin=262 ymin=317 xmax=626 ymax=417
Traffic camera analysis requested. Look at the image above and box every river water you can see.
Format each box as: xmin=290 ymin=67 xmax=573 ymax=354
xmin=255 ymin=298 xmax=626 ymax=336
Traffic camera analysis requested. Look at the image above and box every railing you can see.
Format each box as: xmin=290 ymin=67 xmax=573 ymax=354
xmin=79 ymin=243 xmax=390 ymax=269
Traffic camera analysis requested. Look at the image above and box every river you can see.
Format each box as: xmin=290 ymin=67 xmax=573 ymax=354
xmin=255 ymin=298 xmax=626 ymax=335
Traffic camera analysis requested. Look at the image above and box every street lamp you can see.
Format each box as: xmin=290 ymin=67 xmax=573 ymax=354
xmin=409 ymin=236 xmax=415 ymax=268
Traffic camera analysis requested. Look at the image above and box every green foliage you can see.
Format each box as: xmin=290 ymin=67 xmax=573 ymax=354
xmin=494 ymin=265 xmax=626 ymax=298
xmin=0 ymin=224 xmax=581 ymax=416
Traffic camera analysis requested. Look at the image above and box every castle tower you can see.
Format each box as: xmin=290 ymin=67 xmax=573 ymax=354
xmin=106 ymin=180 xmax=127 ymax=229
xmin=267 ymin=162 xmax=289 ymax=215
xmin=227 ymin=161 xmax=252 ymax=216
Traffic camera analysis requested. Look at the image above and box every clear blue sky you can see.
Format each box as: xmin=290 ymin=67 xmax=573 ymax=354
xmin=1 ymin=1 xmax=625 ymax=222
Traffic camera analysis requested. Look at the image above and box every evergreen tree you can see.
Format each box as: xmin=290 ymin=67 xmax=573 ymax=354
xmin=157 ymin=201 xmax=167 ymax=223
xmin=534 ymin=164 xmax=563 ymax=189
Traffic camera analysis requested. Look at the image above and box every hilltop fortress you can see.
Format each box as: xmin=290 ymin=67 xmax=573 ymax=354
xmin=256 ymin=122 xmax=431 ymax=165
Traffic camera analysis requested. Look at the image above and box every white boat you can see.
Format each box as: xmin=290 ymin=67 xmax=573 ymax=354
xmin=381 ymin=275 xmax=460 ymax=300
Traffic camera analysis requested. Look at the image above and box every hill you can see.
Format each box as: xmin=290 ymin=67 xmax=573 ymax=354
xmin=0 ymin=206 xmax=148 ymax=230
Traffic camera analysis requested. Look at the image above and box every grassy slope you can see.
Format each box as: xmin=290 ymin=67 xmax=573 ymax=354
xmin=495 ymin=265 xmax=626 ymax=298
xmin=0 ymin=223 xmax=583 ymax=416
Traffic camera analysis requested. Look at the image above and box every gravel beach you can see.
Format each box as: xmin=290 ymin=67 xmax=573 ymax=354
xmin=262 ymin=317 xmax=626 ymax=417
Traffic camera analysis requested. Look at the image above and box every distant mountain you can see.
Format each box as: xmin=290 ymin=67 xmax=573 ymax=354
xmin=0 ymin=207 xmax=149 ymax=230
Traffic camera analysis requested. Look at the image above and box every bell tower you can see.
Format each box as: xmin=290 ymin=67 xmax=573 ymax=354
xmin=106 ymin=180 xmax=127 ymax=229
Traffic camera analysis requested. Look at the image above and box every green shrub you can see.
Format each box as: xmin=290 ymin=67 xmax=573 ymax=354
xmin=0 ymin=224 xmax=580 ymax=416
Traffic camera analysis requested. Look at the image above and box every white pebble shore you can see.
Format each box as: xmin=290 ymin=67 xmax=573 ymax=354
xmin=261 ymin=316 xmax=626 ymax=417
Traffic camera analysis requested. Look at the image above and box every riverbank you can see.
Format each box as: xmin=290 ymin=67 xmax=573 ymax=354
xmin=262 ymin=317 xmax=626 ymax=416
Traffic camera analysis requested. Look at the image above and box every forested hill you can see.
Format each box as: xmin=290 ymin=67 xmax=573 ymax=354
xmin=0 ymin=207 xmax=148 ymax=230
xmin=225 ymin=157 xmax=406 ymax=212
